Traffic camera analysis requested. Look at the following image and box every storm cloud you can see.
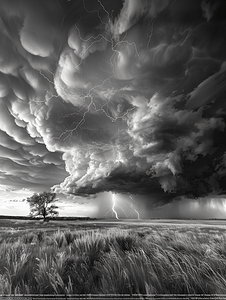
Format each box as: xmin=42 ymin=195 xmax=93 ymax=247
xmin=0 ymin=0 xmax=226 ymax=206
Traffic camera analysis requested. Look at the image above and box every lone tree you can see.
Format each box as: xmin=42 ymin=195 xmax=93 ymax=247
xmin=27 ymin=191 xmax=59 ymax=221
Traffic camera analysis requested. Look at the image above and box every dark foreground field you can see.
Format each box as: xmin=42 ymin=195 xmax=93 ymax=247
xmin=1 ymin=218 xmax=226 ymax=295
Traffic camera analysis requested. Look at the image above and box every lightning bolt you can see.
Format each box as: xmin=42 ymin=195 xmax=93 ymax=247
xmin=117 ymin=205 xmax=129 ymax=218
xmin=129 ymin=195 xmax=140 ymax=219
xmin=112 ymin=193 xmax=119 ymax=219
xmin=142 ymin=17 xmax=156 ymax=60
xmin=34 ymin=1 xmax=156 ymax=200
xmin=38 ymin=69 xmax=55 ymax=85
xmin=42 ymin=1 xmax=145 ymax=147
xmin=105 ymin=193 xmax=135 ymax=219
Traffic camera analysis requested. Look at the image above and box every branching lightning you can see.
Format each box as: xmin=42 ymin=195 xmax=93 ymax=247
xmin=35 ymin=1 xmax=155 ymax=201
xmin=104 ymin=193 xmax=131 ymax=219
xmin=104 ymin=193 xmax=120 ymax=219
xmin=45 ymin=1 xmax=142 ymax=150
xmin=104 ymin=193 xmax=141 ymax=219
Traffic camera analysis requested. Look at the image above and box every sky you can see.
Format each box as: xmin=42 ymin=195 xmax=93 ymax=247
xmin=0 ymin=0 xmax=226 ymax=218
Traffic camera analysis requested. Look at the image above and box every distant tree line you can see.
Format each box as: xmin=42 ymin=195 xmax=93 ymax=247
xmin=0 ymin=215 xmax=94 ymax=221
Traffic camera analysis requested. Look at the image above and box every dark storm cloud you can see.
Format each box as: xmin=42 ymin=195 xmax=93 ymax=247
xmin=0 ymin=0 xmax=226 ymax=206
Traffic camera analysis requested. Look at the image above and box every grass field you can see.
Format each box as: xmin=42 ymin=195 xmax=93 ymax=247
xmin=1 ymin=218 xmax=226 ymax=295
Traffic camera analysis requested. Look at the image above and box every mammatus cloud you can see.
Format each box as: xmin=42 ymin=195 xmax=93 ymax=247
xmin=0 ymin=0 xmax=226 ymax=207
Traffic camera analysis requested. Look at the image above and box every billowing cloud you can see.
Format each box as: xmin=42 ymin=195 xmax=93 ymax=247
xmin=0 ymin=0 xmax=225 ymax=208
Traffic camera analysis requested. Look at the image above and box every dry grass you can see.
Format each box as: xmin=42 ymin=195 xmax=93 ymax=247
xmin=1 ymin=221 xmax=226 ymax=294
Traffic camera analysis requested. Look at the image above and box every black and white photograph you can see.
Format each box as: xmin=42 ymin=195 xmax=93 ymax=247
xmin=0 ymin=0 xmax=226 ymax=298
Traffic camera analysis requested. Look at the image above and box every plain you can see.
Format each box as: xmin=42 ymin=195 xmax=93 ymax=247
xmin=1 ymin=219 xmax=226 ymax=295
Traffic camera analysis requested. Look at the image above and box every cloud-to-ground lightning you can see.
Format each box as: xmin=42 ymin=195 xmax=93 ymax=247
xmin=105 ymin=194 xmax=140 ymax=219
xmin=105 ymin=193 xmax=126 ymax=219
xmin=129 ymin=195 xmax=140 ymax=219
xmin=112 ymin=193 xmax=119 ymax=219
